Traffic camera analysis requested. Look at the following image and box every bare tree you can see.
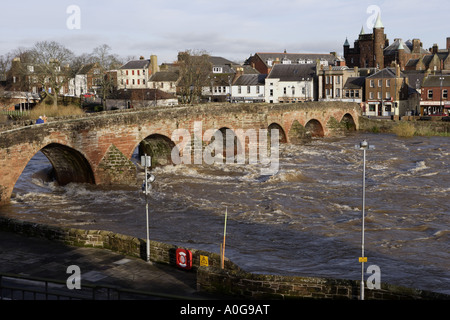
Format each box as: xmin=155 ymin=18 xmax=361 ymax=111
xmin=177 ymin=50 xmax=212 ymax=104
xmin=30 ymin=41 xmax=74 ymax=106
xmin=90 ymin=44 xmax=122 ymax=107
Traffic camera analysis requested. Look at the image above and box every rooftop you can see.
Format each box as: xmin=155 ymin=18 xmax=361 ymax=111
xmin=267 ymin=63 xmax=316 ymax=81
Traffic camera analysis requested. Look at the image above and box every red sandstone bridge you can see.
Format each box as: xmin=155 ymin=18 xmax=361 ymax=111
xmin=0 ymin=102 xmax=361 ymax=205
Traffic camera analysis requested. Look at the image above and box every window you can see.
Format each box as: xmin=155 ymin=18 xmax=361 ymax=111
xmin=132 ymin=70 xmax=135 ymax=75
xmin=428 ymin=90 xmax=433 ymax=99
xmin=137 ymin=79 xmax=140 ymax=85
xmin=336 ymin=76 xmax=341 ymax=84
xmin=132 ymin=79 xmax=135 ymax=85
xmin=377 ymin=92 xmax=381 ymax=99
xmin=370 ymin=80 xmax=374 ymax=88
xmin=247 ymin=86 xmax=251 ymax=94
xmin=443 ymin=89 xmax=448 ymax=99
xmin=126 ymin=70 xmax=128 ymax=76
xmin=256 ymin=86 xmax=260 ymax=94
xmin=283 ymin=87 xmax=287 ymax=94
xmin=386 ymin=79 xmax=391 ymax=87
xmin=386 ymin=92 xmax=391 ymax=99
xmin=213 ymin=67 xmax=223 ymax=73
xmin=137 ymin=70 xmax=140 ymax=76
xmin=292 ymin=87 xmax=295 ymax=95
xmin=369 ymin=92 xmax=374 ymax=99
xmin=355 ymin=90 xmax=359 ymax=98
xmin=238 ymin=86 xmax=241 ymax=94
xmin=378 ymin=80 xmax=382 ymax=87
xmin=28 ymin=65 xmax=34 ymax=73
xmin=269 ymin=89 xmax=273 ymax=96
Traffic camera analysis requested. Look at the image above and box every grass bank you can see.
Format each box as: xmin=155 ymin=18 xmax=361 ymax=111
xmin=359 ymin=117 xmax=450 ymax=137
xmin=29 ymin=103 xmax=85 ymax=120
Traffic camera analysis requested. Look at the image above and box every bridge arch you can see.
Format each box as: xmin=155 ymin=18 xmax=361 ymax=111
xmin=305 ymin=119 xmax=324 ymax=138
xmin=40 ymin=143 xmax=95 ymax=185
xmin=209 ymin=127 xmax=242 ymax=163
xmin=340 ymin=113 xmax=356 ymax=131
xmin=138 ymin=134 xmax=177 ymax=167
xmin=268 ymin=123 xmax=287 ymax=144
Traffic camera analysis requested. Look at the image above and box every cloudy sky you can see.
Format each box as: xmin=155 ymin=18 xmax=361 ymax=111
xmin=1 ymin=0 xmax=449 ymax=64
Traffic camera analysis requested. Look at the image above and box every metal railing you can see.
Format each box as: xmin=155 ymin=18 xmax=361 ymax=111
xmin=0 ymin=273 xmax=195 ymax=300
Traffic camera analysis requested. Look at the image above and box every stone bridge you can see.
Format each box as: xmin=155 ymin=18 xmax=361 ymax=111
xmin=0 ymin=102 xmax=361 ymax=205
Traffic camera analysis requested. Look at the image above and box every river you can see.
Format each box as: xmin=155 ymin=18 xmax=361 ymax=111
xmin=1 ymin=132 xmax=449 ymax=295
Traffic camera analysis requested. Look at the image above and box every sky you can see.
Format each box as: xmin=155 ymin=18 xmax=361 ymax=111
xmin=1 ymin=0 xmax=449 ymax=65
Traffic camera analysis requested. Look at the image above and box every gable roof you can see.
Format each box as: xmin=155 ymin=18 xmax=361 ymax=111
xmin=267 ymin=64 xmax=316 ymax=81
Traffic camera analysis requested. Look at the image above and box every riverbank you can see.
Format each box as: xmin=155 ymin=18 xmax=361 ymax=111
xmin=1 ymin=216 xmax=448 ymax=300
xmin=358 ymin=116 xmax=450 ymax=137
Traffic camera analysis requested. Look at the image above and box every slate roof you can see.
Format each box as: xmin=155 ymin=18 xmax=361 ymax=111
xmin=77 ymin=63 xmax=97 ymax=75
xmin=120 ymin=59 xmax=150 ymax=69
xmin=384 ymin=39 xmax=411 ymax=55
xmin=252 ymin=53 xmax=337 ymax=67
xmin=343 ymin=77 xmax=365 ymax=89
xmin=367 ymin=67 xmax=405 ymax=79
xmin=149 ymin=71 xmax=179 ymax=82
xmin=267 ymin=64 xmax=316 ymax=81
xmin=422 ymin=74 xmax=450 ymax=87
xmin=233 ymin=74 xmax=267 ymax=86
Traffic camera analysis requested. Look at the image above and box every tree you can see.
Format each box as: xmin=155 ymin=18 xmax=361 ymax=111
xmin=30 ymin=41 xmax=74 ymax=106
xmin=177 ymin=50 xmax=212 ymax=104
xmin=90 ymin=44 xmax=122 ymax=108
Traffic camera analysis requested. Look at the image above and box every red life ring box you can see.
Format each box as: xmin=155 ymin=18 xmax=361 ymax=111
xmin=176 ymin=248 xmax=192 ymax=270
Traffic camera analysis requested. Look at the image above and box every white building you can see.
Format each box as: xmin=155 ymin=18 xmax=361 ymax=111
xmin=231 ymin=72 xmax=266 ymax=103
xmin=265 ymin=64 xmax=316 ymax=103
xmin=117 ymin=55 xmax=159 ymax=90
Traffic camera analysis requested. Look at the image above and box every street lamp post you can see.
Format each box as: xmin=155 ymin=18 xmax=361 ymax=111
xmin=355 ymin=140 xmax=374 ymax=300
xmin=439 ymin=76 xmax=444 ymax=115
xmin=141 ymin=154 xmax=155 ymax=263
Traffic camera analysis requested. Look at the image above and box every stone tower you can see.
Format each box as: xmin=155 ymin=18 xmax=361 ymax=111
xmin=373 ymin=13 xmax=385 ymax=69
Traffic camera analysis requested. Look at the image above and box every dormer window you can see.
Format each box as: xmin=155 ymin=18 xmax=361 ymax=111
xmin=267 ymin=59 xmax=273 ymax=67
xmin=282 ymin=58 xmax=291 ymax=64
xmin=27 ymin=65 xmax=34 ymax=73
xmin=213 ymin=67 xmax=223 ymax=73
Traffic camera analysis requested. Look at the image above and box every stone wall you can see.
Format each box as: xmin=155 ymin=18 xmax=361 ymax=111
xmin=1 ymin=217 xmax=448 ymax=300
xmin=196 ymin=267 xmax=449 ymax=300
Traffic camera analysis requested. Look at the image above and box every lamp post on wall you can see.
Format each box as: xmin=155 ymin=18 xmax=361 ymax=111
xmin=355 ymin=139 xmax=375 ymax=300
xmin=141 ymin=154 xmax=155 ymax=263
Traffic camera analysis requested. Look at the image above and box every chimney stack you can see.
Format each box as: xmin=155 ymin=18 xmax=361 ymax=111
xmin=432 ymin=44 xmax=439 ymax=54
xmin=447 ymin=37 xmax=450 ymax=51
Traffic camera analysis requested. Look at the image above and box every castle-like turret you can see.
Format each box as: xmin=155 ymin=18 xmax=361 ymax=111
xmin=373 ymin=13 xmax=385 ymax=69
